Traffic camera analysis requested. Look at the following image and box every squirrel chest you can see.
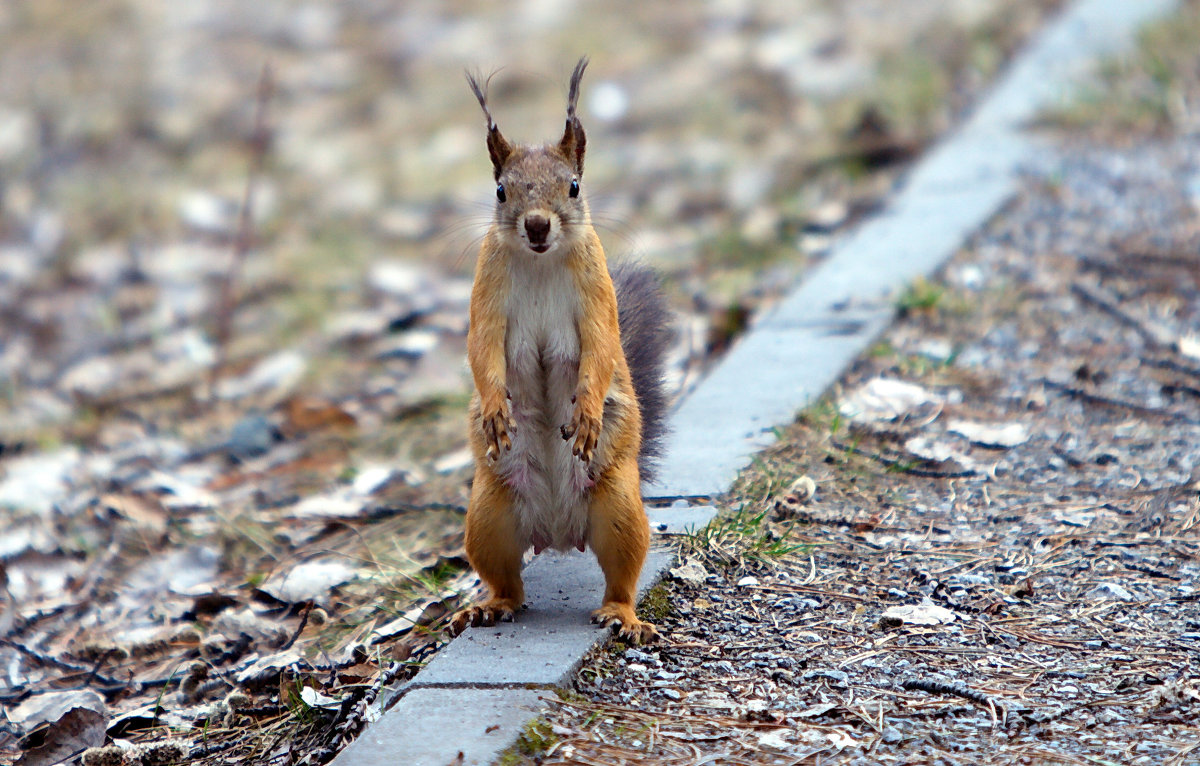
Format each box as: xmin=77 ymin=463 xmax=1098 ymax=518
xmin=498 ymin=257 xmax=595 ymax=551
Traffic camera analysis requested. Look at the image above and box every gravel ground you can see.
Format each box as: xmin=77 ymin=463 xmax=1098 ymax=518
xmin=514 ymin=135 xmax=1200 ymax=763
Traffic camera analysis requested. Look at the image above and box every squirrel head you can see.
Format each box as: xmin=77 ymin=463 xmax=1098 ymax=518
xmin=466 ymin=57 xmax=591 ymax=256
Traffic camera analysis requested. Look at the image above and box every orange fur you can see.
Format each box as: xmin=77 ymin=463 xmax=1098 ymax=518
xmin=450 ymin=59 xmax=658 ymax=643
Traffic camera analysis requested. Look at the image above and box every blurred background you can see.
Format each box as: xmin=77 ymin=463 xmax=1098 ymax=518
xmin=0 ymin=0 xmax=1066 ymax=761
xmin=0 ymin=0 xmax=1058 ymax=441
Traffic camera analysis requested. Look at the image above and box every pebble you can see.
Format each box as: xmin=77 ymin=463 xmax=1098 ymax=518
xmin=802 ymin=669 xmax=849 ymax=685
xmin=0 ymin=107 xmax=34 ymax=162
xmin=226 ymin=414 xmax=278 ymax=461
xmin=178 ymin=190 xmax=236 ymax=234
xmin=625 ymin=648 xmax=657 ymax=664
xmin=372 ymin=330 xmax=440 ymax=361
xmin=369 ymin=261 xmax=428 ymax=298
xmin=215 ymin=350 xmax=307 ymax=401
xmin=1086 ymin=582 xmax=1134 ymax=601
xmin=670 ymin=561 xmax=709 ymax=587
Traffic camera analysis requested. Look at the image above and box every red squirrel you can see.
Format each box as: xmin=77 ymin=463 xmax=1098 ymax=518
xmin=449 ymin=58 xmax=670 ymax=643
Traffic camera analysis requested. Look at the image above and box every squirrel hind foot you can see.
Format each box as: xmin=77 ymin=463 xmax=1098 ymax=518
xmin=449 ymin=600 xmax=521 ymax=635
xmin=591 ymin=604 xmax=660 ymax=645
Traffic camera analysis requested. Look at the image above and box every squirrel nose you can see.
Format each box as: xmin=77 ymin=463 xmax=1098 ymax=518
xmin=524 ymin=214 xmax=551 ymax=245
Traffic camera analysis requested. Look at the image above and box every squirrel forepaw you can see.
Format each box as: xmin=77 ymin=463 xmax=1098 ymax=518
xmin=562 ymin=409 xmax=601 ymax=463
xmin=482 ymin=408 xmax=514 ymax=461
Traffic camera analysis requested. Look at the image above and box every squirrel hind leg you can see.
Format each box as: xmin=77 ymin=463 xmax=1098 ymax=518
xmin=586 ymin=459 xmax=660 ymax=644
xmin=451 ymin=468 xmax=527 ymax=635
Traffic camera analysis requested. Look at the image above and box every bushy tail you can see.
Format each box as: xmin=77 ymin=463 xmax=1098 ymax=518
xmin=611 ymin=262 xmax=671 ymax=483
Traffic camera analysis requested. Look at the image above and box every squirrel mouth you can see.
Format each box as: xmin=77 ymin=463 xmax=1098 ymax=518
xmin=528 ymin=242 xmax=550 ymax=253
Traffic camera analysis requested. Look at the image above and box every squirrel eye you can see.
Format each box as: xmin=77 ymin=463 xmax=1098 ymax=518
xmin=496 ymin=183 xmax=506 ymax=203
xmin=569 ymin=178 xmax=580 ymax=198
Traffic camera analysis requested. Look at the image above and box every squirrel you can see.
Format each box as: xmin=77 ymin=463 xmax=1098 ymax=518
xmin=449 ymin=58 xmax=671 ymax=644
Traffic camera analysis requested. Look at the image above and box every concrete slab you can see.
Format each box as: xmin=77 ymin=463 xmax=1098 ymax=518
xmin=646 ymin=504 xmax=720 ymax=535
xmin=330 ymin=687 xmax=545 ymax=766
xmin=412 ymin=547 xmax=673 ymax=687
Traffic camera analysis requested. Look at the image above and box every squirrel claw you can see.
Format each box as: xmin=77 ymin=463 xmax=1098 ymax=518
xmin=590 ymin=605 xmax=660 ymax=644
xmin=450 ymin=602 xmax=519 ymax=635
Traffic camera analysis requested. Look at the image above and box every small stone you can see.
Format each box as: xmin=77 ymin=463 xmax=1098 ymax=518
xmin=737 ymin=576 xmax=760 ymax=588
xmin=786 ymin=475 xmax=816 ymax=503
xmin=369 ymin=260 xmax=428 ymax=297
xmin=372 ymin=330 xmax=439 ymax=361
xmin=178 ymin=190 xmax=235 ymax=233
xmin=216 ymin=350 xmax=307 ymax=401
xmin=661 ymin=688 xmax=682 ymax=701
xmin=226 ymin=414 xmax=278 ymax=461
xmin=882 ymin=726 xmax=903 ymax=744
xmin=802 ymin=669 xmax=849 ymax=686
xmin=806 ymin=199 xmax=848 ymax=232
xmin=625 ymin=648 xmax=656 ymax=664
xmin=1086 ymin=582 xmax=1134 ymax=601
xmin=670 ymin=561 xmax=708 ymax=587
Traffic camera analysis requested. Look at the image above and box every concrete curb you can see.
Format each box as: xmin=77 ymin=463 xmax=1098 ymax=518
xmin=333 ymin=1 xmax=1177 ymax=763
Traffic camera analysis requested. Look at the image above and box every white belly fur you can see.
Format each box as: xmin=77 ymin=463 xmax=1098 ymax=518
xmin=495 ymin=257 xmax=594 ymax=552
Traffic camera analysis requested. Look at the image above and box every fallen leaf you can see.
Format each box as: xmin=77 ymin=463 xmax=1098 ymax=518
xmin=283 ymin=395 xmax=357 ymax=433
xmin=840 ymin=377 xmax=944 ymax=424
xmin=9 ymin=690 xmax=106 ymax=732
xmin=15 ymin=707 xmax=107 ymax=766
xmin=99 ymin=493 xmax=167 ymax=535
xmin=259 ymin=558 xmax=358 ymax=604
xmin=299 ymin=686 xmax=341 ymax=709
xmin=903 ymin=436 xmax=976 ymax=472
xmin=235 ymin=647 xmax=304 ymax=686
xmin=796 ymin=702 xmax=839 ymax=718
xmin=879 ymin=598 xmax=958 ymax=628
xmin=757 ymin=729 xmax=793 ymax=750
xmin=947 ymin=419 xmax=1029 ymax=448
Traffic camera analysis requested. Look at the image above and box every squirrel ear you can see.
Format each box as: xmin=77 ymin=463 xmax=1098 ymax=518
xmin=559 ymin=57 xmax=588 ymax=176
xmin=466 ymin=70 xmax=513 ymax=180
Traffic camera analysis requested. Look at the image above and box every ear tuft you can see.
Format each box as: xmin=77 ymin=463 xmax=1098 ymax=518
xmin=465 ymin=69 xmax=512 ymax=180
xmin=559 ymin=57 xmax=589 ymax=176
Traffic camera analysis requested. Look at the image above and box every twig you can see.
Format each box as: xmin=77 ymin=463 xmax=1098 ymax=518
xmin=901 ymin=677 xmax=1005 ymax=714
xmin=280 ymin=601 xmax=315 ymax=651
xmin=1143 ymin=356 xmax=1200 ymax=381
xmin=830 ymin=439 xmax=975 ymax=478
xmin=209 ymin=62 xmax=275 ymax=400
xmin=1070 ymin=282 xmax=1175 ymax=349
xmin=1040 ymin=378 xmax=1199 ymax=425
